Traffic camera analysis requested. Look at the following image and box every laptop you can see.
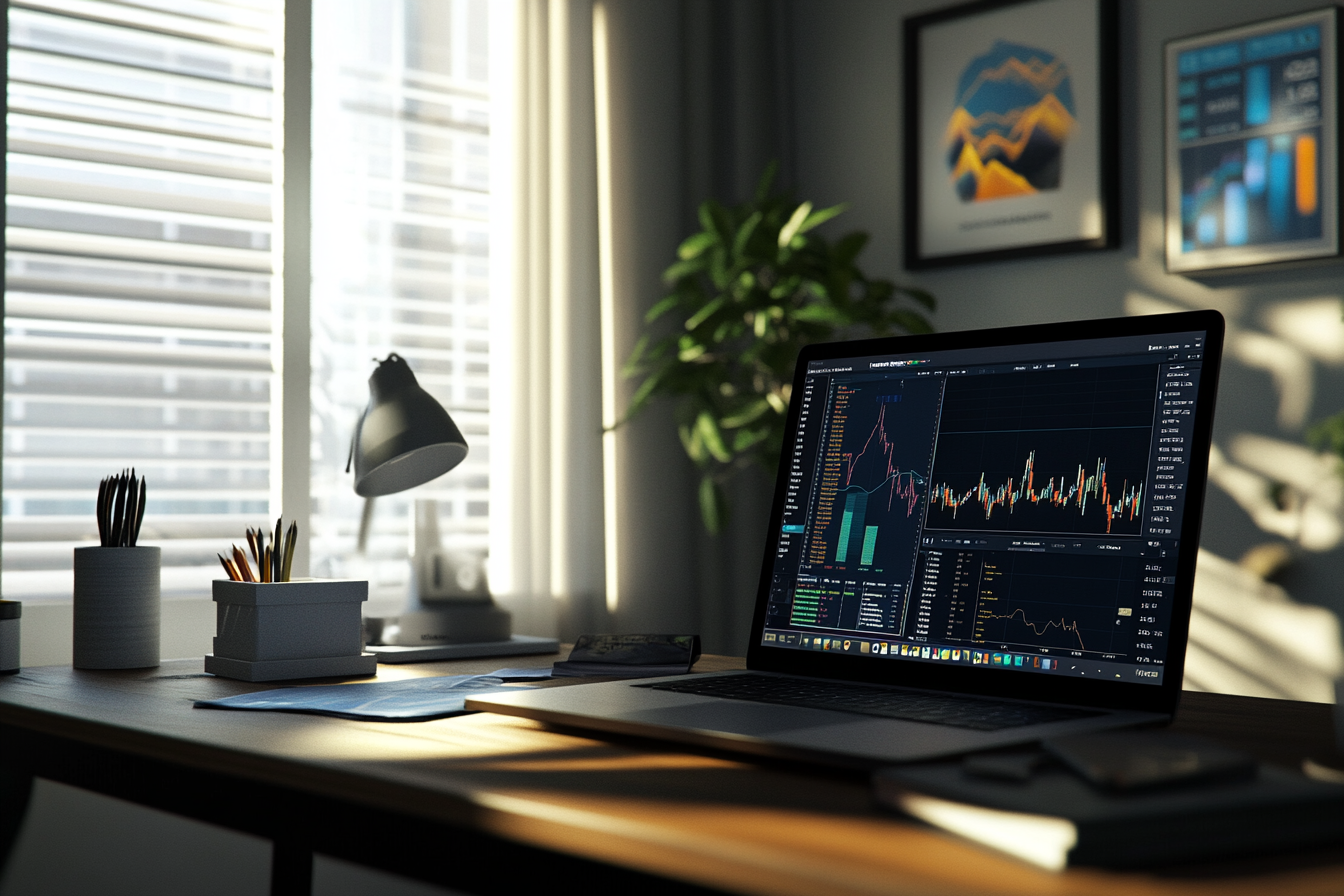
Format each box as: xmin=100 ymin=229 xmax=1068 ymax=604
xmin=468 ymin=311 xmax=1226 ymax=768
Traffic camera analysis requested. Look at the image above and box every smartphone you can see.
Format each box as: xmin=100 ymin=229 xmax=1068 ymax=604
xmin=1043 ymin=730 xmax=1257 ymax=792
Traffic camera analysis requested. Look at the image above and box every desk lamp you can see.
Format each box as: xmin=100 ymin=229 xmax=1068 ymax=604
xmin=353 ymin=353 xmax=514 ymax=659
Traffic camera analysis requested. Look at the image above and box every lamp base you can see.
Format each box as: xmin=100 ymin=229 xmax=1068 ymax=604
xmin=366 ymin=634 xmax=560 ymax=664
xmin=365 ymin=603 xmax=512 ymax=646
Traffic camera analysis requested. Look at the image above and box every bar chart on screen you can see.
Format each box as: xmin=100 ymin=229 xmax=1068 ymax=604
xmin=804 ymin=377 xmax=942 ymax=578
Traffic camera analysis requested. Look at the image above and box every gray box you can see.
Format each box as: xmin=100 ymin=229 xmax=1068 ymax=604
xmin=211 ymin=578 xmax=367 ymax=662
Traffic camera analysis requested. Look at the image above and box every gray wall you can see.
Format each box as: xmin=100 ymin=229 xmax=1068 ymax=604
xmin=791 ymin=0 xmax=1344 ymax=622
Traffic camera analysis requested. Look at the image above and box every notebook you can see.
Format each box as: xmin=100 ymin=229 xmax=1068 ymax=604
xmin=467 ymin=311 xmax=1226 ymax=768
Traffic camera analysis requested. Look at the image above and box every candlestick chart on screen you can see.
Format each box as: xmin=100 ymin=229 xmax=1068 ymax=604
xmin=924 ymin=365 xmax=1158 ymax=537
xmin=803 ymin=377 xmax=942 ymax=582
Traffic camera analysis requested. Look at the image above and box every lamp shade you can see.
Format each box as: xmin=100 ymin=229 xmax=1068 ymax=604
xmin=350 ymin=354 xmax=468 ymax=497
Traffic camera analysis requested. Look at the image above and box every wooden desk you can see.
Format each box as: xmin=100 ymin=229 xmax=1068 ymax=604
xmin=2 ymin=657 xmax=1343 ymax=896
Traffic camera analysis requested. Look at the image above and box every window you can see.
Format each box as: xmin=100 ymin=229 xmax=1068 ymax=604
xmin=5 ymin=0 xmax=281 ymax=599
xmin=308 ymin=0 xmax=492 ymax=606
xmin=4 ymin=0 xmax=493 ymax=603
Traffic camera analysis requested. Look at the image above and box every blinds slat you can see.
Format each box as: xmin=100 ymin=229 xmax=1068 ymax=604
xmin=5 ymin=0 xmax=281 ymax=600
xmin=15 ymin=0 xmax=275 ymax=52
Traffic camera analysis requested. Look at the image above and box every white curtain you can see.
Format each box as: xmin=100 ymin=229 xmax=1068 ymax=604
xmin=492 ymin=0 xmax=794 ymax=649
xmin=490 ymin=0 xmax=609 ymax=638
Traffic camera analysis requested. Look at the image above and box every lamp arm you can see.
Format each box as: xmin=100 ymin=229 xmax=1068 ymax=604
xmin=356 ymin=497 xmax=376 ymax=554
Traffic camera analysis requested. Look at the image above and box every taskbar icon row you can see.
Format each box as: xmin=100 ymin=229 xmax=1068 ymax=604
xmin=762 ymin=630 xmax=1059 ymax=670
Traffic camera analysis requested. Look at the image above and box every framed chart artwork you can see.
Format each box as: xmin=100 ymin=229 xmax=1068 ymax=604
xmin=904 ymin=0 xmax=1118 ymax=269
xmin=1165 ymin=8 xmax=1339 ymax=273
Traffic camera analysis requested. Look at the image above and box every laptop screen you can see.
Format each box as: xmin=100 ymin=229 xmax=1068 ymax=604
xmin=757 ymin=318 xmax=1218 ymax=690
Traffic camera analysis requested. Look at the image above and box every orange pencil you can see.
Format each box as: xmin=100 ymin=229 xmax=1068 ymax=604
xmin=232 ymin=544 xmax=256 ymax=582
xmin=218 ymin=553 xmax=240 ymax=581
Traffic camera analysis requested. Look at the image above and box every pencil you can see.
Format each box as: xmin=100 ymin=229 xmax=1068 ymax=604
xmin=232 ymin=544 xmax=256 ymax=583
xmin=218 ymin=553 xmax=240 ymax=581
xmin=281 ymin=520 xmax=297 ymax=583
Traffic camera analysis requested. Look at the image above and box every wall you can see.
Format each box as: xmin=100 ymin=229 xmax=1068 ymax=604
xmin=17 ymin=599 xmax=215 ymax=667
xmin=790 ymin=0 xmax=1344 ymax=641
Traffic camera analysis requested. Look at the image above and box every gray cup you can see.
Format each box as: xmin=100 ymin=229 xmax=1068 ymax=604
xmin=73 ymin=546 xmax=161 ymax=669
xmin=0 ymin=600 xmax=19 ymax=673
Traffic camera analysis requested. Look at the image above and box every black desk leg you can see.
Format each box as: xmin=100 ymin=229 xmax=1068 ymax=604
xmin=0 ymin=765 xmax=35 ymax=872
xmin=271 ymin=838 xmax=313 ymax=896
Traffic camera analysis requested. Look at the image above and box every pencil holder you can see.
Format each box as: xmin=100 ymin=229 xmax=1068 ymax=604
xmin=205 ymin=578 xmax=375 ymax=681
xmin=0 ymin=600 xmax=20 ymax=673
xmin=73 ymin=546 xmax=161 ymax=669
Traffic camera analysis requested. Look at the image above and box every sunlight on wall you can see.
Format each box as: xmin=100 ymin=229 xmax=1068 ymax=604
xmin=1229 ymin=331 xmax=1314 ymax=429
xmin=1125 ymin=262 xmax=1344 ymax=701
xmin=1263 ymin=297 xmax=1344 ymax=364
xmin=1188 ymin=550 xmax=1343 ymax=702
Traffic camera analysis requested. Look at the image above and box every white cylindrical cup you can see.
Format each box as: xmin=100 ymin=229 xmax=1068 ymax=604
xmin=0 ymin=599 xmax=19 ymax=673
xmin=73 ymin=546 xmax=161 ymax=669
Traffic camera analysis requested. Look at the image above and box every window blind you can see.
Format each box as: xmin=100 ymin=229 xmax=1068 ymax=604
xmin=4 ymin=0 xmax=281 ymax=599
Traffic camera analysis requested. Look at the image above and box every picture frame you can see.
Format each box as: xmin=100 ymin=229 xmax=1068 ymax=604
xmin=903 ymin=0 xmax=1118 ymax=269
xmin=1165 ymin=8 xmax=1339 ymax=274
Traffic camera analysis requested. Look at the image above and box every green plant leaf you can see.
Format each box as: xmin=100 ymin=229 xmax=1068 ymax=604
xmin=624 ymin=371 xmax=663 ymax=416
xmin=699 ymin=475 xmax=727 ymax=534
xmin=696 ymin=411 xmax=732 ymax=463
xmin=732 ymin=211 xmax=763 ymax=260
xmin=701 ymin=199 xmax=733 ymax=244
xmin=731 ymin=426 xmax=771 ymax=453
xmin=708 ymin=248 xmax=730 ymax=289
xmin=679 ymin=423 xmax=703 ymax=463
xmin=1309 ymin=411 xmax=1344 ymax=475
xmin=720 ymin=398 xmax=771 ymax=429
xmin=697 ymin=201 xmax=718 ymax=238
xmin=797 ymin=202 xmax=847 ymax=236
xmin=678 ymin=230 xmax=717 ymax=260
xmin=622 ymin=334 xmax=650 ymax=375
xmin=645 ymin=294 xmax=681 ymax=322
xmin=663 ymin=257 xmax=706 ymax=284
xmin=753 ymin=160 xmax=779 ymax=205
xmin=777 ymin=201 xmax=813 ymax=249
xmin=619 ymin=161 xmax=936 ymax=534
xmin=684 ymin=296 xmax=724 ymax=332
xmin=793 ymin=303 xmax=849 ymax=324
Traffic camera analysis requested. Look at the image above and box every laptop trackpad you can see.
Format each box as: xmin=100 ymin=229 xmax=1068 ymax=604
xmin=621 ymin=701 xmax=840 ymax=736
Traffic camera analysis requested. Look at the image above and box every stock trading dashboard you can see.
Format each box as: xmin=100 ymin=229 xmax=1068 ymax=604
xmin=761 ymin=330 xmax=1210 ymax=686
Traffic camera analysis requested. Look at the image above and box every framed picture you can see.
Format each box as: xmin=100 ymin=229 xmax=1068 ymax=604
xmin=1165 ymin=8 xmax=1338 ymax=273
xmin=903 ymin=0 xmax=1118 ymax=269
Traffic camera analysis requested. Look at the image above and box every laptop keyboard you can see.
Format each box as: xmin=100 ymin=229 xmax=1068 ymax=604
xmin=640 ymin=674 xmax=1102 ymax=731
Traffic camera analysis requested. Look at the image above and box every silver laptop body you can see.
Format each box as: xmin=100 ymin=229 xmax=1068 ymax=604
xmin=469 ymin=312 xmax=1225 ymax=768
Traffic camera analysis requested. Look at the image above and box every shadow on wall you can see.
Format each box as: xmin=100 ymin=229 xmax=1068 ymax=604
xmin=1187 ymin=549 xmax=1342 ymax=702
xmin=1126 ymin=219 xmax=1344 ymax=702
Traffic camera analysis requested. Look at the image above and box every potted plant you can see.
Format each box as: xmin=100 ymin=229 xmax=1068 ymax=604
xmin=622 ymin=164 xmax=935 ymax=532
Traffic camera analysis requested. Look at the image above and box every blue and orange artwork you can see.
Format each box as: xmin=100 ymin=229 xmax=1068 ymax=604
xmin=1173 ymin=20 xmax=1325 ymax=255
xmin=1180 ymin=132 xmax=1321 ymax=250
xmin=945 ymin=40 xmax=1077 ymax=203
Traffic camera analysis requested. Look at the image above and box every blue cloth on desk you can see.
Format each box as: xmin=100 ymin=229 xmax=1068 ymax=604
xmin=193 ymin=669 xmax=548 ymax=721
